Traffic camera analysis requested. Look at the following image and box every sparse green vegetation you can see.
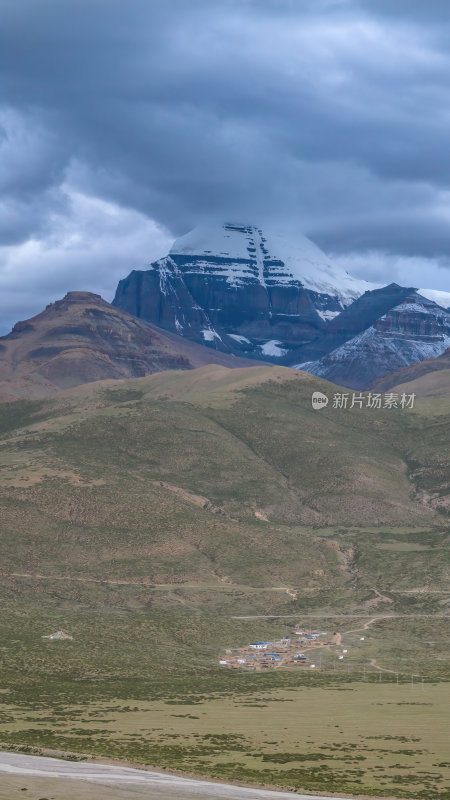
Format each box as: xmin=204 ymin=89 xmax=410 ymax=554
xmin=0 ymin=367 xmax=448 ymax=797
xmin=1 ymin=681 xmax=449 ymax=798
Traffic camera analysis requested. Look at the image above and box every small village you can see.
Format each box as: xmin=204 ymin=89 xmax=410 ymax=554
xmin=219 ymin=626 xmax=344 ymax=671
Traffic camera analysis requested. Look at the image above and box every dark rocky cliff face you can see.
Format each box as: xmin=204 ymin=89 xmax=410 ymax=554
xmin=114 ymin=263 xmax=331 ymax=360
xmin=326 ymin=283 xmax=417 ymax=340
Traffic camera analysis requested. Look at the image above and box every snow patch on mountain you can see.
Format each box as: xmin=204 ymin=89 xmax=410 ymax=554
xmin=227 ymin=333 xmax=251 ymax=344
xmin=394 ymin=302 xmax=436 ymax=315
xmin=260 ymin=340 xmax=287 ymax=357
xmin=419 ymin=288 xmax=450 ymax=309
xmin=381 ymin=295 xmax=450 ymax=324
xmin=201 ymin=328 xmax=222 ymax=342
xmin=317 ymin=309 xmax=341 ymax=322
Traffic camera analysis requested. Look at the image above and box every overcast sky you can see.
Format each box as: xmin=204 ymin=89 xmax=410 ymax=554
xmin=2 ymin=0 xmax=450 ymax=333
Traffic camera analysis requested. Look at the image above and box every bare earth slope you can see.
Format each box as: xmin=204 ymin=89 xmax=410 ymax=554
xmin=0 ymin=292 xmax=261 ymax=401
xmin=372 ymin=347 xmax=450 ymax=395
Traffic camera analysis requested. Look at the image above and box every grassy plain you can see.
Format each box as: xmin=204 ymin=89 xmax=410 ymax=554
xmin=1 ymin=679 xmax=449 ymax=799
xmin=0 ymin=366 xmax=448 ymax=798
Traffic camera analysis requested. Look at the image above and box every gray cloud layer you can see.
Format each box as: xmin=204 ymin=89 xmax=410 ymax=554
xmin=1 ymin=0 xmax=450 ymax=332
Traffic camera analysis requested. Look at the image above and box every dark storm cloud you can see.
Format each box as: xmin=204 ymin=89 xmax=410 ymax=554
xmin=1 ymin=0 xmax=450 ymax=333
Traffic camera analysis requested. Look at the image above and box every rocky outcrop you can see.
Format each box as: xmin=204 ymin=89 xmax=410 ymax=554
xmin=0 ymin=292 xmax=260 ymax=400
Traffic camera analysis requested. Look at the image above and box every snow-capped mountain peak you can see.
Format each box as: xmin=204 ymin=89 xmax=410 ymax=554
xmin=113 ymin=222 xmax=450 ymax=375
xmin=169 ymin=222 xmax=376 ymax=306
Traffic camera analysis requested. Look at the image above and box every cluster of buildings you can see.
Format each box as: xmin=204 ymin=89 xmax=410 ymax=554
xmin=219 ymin=629 xmax=334 ymax=670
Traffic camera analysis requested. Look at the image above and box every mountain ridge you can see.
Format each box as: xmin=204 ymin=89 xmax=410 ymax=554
xmin=298 ymin=291 xmax=450 ymax=389
xmin=2 ymin=223 xmax=450 ymax=399
xmin=371 ymin=346 xmax=450 ymax=394
xmin=0 ymin=291 xmax=263 ymax=401
xmin=113 ymin=222 xmax=450 ymax=385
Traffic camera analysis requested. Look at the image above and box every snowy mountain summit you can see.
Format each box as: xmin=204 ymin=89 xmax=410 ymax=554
xmin=113 ymin=221 xmax=450 ymax=384
xmin=170 ymin=222 xmax=375 ymax=308
xmin=114 ymin=222 xmax=377 ymax=364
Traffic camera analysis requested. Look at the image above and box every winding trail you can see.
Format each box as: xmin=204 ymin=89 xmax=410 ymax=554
xmin=341 ymin=616 xmax=388 ymax=635
xmin=6 ymin=574 xmax=301 ymax=597
xmin=368 ymin=658 xmax=398 ymax=675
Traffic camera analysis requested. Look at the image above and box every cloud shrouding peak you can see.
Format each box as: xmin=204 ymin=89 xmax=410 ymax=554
xmin=1 ymin=0 xmax=450 ymax=332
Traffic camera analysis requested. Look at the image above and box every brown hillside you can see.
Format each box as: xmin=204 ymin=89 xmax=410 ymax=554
xmin=0 ymin=292 xmax=262 ymax=400
xmin=371 ymin=347 xmax=450 ymax=395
